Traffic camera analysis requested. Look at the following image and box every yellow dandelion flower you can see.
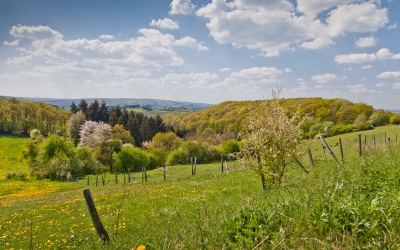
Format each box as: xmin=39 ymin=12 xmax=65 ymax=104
xmin=137 ymin=245 xmax=146 ymax=250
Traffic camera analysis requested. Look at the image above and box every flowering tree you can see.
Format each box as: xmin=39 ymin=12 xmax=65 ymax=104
xmin=238 ymin=88 xmax=306 ymax=190
xmin=78 ymin=121 xmax=112 ymax=148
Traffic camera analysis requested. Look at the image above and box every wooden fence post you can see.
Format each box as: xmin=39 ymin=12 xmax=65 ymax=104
xmin=115 ymin=172 xmax=118 ymax=184
xmin=95 ymin=175 xmax=98 ymax=187
xmin=322 ymin=144 xmax=328 ymax=163
xmin=191 ymin=157 xmax=194 ymax=175
xmin=358 ymin=134 xmax=362 ymax=157
xmin=307 ymin=148 xmax=314 ymax=166
xmin=385 ymin=132 xmax=387 ymax=144
xmin=224 ymin=160 xmax=229 ymax=174
xmin=194 ymin=157 xmax=197 ymax=175
xmin=128 ymin=170 xmax=131 ymax=183
xmin=142 ymin=167 xmax=147 ymax=182
xmin=102 ymin=174 xmax=105 ymax=186
xmin=339 ymin=138 xmax=344 ymax=164
xmin=221 ymin=154 xmax=224 ymax=173
xmin=82 ymin=189 xmax=110 ymax=244
xmin=163 ymin=163 xmax=166 ymax=181
xmin=86 ymin=176 xmax=90 ymax=186
xmin=124 ymin=172 xmax=126 ymax=184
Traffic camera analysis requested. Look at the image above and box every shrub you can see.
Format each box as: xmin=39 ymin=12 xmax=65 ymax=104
xmin=5 ymin=171 xmax=16 ymax=179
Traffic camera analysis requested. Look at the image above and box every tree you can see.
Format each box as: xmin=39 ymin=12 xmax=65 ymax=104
xmin=150 ymin=132 xmax=181 ymax=153
xmin=114 ymin=146 xmax=149 ymax=172
xmin=78 ymin=121 xmax=112 ymax=148
xmin=111 ymin=124 xmax=135 ymax=145
xmin=238 ymin=88 xmax=306 ymax=190
xmin=99 ymin=100 xmax=109 ymax=123
xmin=67 ymin=111 xmax=86 ymax=145
xmin=87 ymin=99 xmax=100 ymax=121
xmin=96 ymin=139 xmax=122 ymax=172
xmin=70 ymin=101 xmax=79 ymax=114
xmin=390 ymin=114 xmax=400 ymax=124
xmin=222 ymin=139 xmax=240 ymax=154
xmin=79 ymin=99 xmax=89 ymax=117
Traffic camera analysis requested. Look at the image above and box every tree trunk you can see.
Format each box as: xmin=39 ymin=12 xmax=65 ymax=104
xmin=260 ymin=172 xmax=267 ymax=191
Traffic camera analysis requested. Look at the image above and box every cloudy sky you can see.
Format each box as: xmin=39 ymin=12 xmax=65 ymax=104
xmin=0 ymin=0 xmax=399 ymax=108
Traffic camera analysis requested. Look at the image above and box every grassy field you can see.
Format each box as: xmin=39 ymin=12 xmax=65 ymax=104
xmin=0 ymin=136 xmax=30 ymax=180
xmin=1 ymin=126 xmax=400 ymax=249
xmin=125 ymin=108 xmax=172 ymax=117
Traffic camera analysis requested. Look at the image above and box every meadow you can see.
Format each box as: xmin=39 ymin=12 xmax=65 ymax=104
xmin=1 ymin=125 xmax=400 ymax=249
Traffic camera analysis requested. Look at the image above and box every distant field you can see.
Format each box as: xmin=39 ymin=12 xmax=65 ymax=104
xmin=0 ymin=136 xmax=30 ymax=180
xmin=125 ymin=107 xmax=172 ymax=117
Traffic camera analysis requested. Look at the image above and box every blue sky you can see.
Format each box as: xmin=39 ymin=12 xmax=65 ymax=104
xmin=0 ymin=0 xmax=399 ymax=108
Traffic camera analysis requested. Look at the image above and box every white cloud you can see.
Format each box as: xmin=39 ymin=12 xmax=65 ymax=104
xmin=175 ymin=36 xmax=208 ymax=50
xmin=99 ymin=35 xmax=113 ymax=39
xmin=393 ymin=83 xmax=400 ymax=89
xmin=335 ymin=48 xmax=400 ymax=63
xmin=387 ymin=23 xmax=397 ymax=30
xmin=355 ymin=36 xmax=377 ymax=48
xmin=311 ymin=73 xmax=340 ymax=83
xmin=377 ymin=71 xmax=400 ymax=79
xmin=376 ymin=82 xmax=386 ymax=87
xmin=3 ymin=39 xmax=20 ymax=46
xmin=4 ymin=25 xmax=209 ymax=76
xmin=10 ymin=24 xmax=63 ymax=40
xmin=169 ymin=0 xmax=195 ymax=15
xmin=195 ymin=0 xmax=388 ymax=57
xmin=296 ymin=78 xmax=303 ymax=81
xmin=161 ymin=72 xmax=218 ymax=82
xmin=220 ymin=68 xmax=231 ymax=72
xmin=231 ymin=67 xmax=282 ymax=78
xmin=327 ymin=3 xmax=388 ymax=37
xmin=150 ymin=18 xmax=179 ymax=30
xmin=315 ymin=85 xmax=325 ymax=89
xmin=247 ymin=78 xmax=280 ymax=85
xmin=300 ymin=37 xmax=335 ymax=50
xmin=296 ymin=0 xmax=356 ymax=17
xmin=348 ymin=84 xmax=381 ymax=93
xmin=284 ymin=68 xmax=292 ymax=73
xmin=362 ymin=65 xmax=372 ymax=69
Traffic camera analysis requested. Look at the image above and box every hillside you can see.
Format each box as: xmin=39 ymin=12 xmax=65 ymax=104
xmin=162 ymin=97 xmax=395 ymax=136
xmin=22 ymin=97 xmax=212 ymax=111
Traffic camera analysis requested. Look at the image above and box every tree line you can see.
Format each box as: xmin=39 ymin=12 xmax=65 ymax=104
xmin=70 ymin=99 xmax=173 ymax=147
xmin=0 ymin=97 xmax=69 ymax=135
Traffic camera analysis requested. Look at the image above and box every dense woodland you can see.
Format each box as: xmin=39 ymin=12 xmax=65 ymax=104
xmin=163 ymin=98 xmax=400 ymax=138
xmin=0 ymin=97 xmax=70 ymax=135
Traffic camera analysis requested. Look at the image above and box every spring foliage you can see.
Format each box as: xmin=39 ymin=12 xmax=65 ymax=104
xmin=238 ymin=89 xmax=305 ymax=189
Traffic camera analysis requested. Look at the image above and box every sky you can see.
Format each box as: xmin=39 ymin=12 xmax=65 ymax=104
xmin=0 ymin=0 xmax=399 ymax=109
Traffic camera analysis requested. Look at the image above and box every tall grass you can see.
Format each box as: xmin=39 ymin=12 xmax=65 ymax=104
xmin=1 ymin=144 xmax=400 ymax=249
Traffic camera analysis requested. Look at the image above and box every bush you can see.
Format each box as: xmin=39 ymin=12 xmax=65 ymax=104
xmin=222 ymin=139 xmax=241 ymax=154
xmin=5 ymin=171 xmax=16 ymax=179
xmin=114 ymin=146 xmax=150 ymax=172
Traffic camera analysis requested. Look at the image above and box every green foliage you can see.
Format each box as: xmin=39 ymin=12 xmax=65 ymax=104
xmin=67 ymin=111 xmax=85 ymax=145
xmin=390 ymin=113 xmax=400 ymax=124
xmin=114 ymin=146 xmax=150 ymax=172
xmin=221 ymin=139 xmax=241 ymax=154
xmin=111 ymin=124 xmax=135 ymax=145
xmin=0 ymin=98 xmax=70 ymax=135
xmin=148 ymin=147 xmax=168 ymax=167
xmin=150 ymin=131 xmax=181 ymax=153
xmin=96 ymin=139 xmax=122 ymax=172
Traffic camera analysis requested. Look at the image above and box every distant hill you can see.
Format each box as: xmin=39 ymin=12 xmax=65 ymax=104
xmin=19 ymin=97 xmax=212 ymax=111
xmin=162 ymin=97 xmax=395 ymax=137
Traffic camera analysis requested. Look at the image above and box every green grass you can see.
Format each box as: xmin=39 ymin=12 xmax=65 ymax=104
xmin=0 ymin=136 xmax=30 ymax=180
xmin=1 ymin=128 xmax=400 ymax=249
xmin=125 ymin=108 xmax=172 ymax=117
xmin=304 ymin=124 xmax=400 ymax=164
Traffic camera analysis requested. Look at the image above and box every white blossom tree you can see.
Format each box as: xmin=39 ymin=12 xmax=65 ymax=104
xmin=78 ymin=121 xmax=112 ymax=149
xmin=238 ymin=88 xmax=307 ymax=190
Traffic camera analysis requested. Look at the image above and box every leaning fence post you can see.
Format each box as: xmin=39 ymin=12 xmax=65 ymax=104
xmin=307 ymin=148 xmax=314 ymax=166
xmin=83 ymin=189 xmax=110 ymax=244
xmin=224 ymin=160 xmax=230 ymax=174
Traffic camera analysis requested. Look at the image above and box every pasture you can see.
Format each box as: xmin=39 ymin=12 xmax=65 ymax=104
xmin=1 ymin=126 xmax=400 ymax=249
